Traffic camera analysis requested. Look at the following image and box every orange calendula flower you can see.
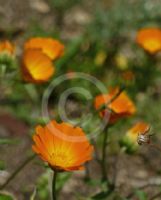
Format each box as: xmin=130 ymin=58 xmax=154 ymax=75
xmin=126 ymin=122 xmax=150 ymax=144
xmin=22 ymin=49 xmax=54 ymax=83
xmin=24 ymin=37 xmax=64 ymax=60
xmin=32 ymin=120 xmax=94 ymax=172
xmin=0 ymin=40 xmax=15 ymax=55
xmin=136 ymin=28 xmax=161 ymax=54
xmin=94 ymin=87 xmax=136 ymax=124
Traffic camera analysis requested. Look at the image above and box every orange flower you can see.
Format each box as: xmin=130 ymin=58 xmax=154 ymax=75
xmin=24 ymin=37 xmax=64 ymax=60
xmin=22 ymin=49 xmax=54 ymax=83
xmin=126 ymin=122 xmax=150 ymax=144
xmin=32 ymin=120 xmax=94 ymax=172
xmin=94 ymin=87 xmax=136 ymax=124
xmin=136 ymin=28 xmax=161 ymax=54
xmin=0 ymin=40 xmax=15 ymax=55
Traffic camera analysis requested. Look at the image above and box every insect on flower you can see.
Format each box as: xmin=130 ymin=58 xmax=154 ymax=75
xmin=137 ymin=126 xmax=153 ymax=145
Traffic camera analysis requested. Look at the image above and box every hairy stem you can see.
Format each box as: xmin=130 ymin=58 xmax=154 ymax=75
xmin=52 ymin=171 xmax=57 ymax=200
xmin=101 ymin=127 xmax=109 ymax=182
xmin=0 ymin=154 xmax=36 ymax=190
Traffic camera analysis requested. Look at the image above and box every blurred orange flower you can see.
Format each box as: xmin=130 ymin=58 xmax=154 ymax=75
xmin=136 ymin=28 xmax=161 ymax=54
xmin=32 ymin=120 xmax=94 ymax=171
xmin=94 ymin=87 xmax=136 ymax=124
xmin=121 ymin=70 xmax=135 ymax=81
xmin=0 ymin=40 xmax=15 ymax=55
xmin=126 ymin=122 xmax=150 ymax=144
xmin=24 ymin=37 xmax=64 ymax=60
xmin=22 ymin=49 xmax=54 ymax=83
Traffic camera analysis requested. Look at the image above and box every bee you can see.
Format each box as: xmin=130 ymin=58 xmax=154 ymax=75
xmin=137 ymin=126 xmax=153 ymax=145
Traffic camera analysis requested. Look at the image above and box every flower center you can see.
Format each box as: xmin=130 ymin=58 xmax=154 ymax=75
xmin=50 ymin=151 xmax=73 ymax=168
xmin=145 ymin=39 xmax=161 ymax=52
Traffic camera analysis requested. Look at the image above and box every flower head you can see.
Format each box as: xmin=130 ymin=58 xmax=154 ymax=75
xmin=32 ymin=120 xmax=94 ymax=172
xmin=24 ymin=37 xmax=64 ymax=60
xmin=126 ymin=122 xmax=150 ymax=144
xmin=136 ymin=28 xmax=161 ymax=54
xmin=0 ymin=41 xmax=16 ymax=73
xmin=0 ymin=40 xmax=15 ymax=55
xmin=22 ymin=49 xmax=54 ymax=83
xmin=94 ymin=87 xmax=136 ymax=124
xmin=120 ymin=122 xmax=150 ymax=153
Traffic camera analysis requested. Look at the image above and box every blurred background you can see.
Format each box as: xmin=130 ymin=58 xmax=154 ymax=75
xmin=1 ymin=0 xmax=161 ymax=199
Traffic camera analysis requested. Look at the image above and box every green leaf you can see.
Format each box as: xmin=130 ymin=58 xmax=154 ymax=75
xmin=56 ymin=172 xmax=71 ymax=191
xmin=0 ymin=193 xmax=14 ymax=200
xmin=0 ymin=138 xmax=18 ymax=145
xmin=84 ymin=178 xmax=102 ymax=186
xmin=37 ymin=171 xmax=50 ymax=200
xmin=135 ymin=190 xmax=148 ymax=200
xmin=92 ymin=191 xmax=110 ymax=200
xmin=56 ymin=36 xmax=84 ymax=71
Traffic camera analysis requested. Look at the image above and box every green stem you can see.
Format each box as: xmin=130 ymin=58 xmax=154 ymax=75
xmin=52 ymin=171 xmax=57 ymax=200
xmin=0 ymin=154 xmax=36 ymax=190
xmin=84 ymin=162 xmax=90 ymax=181
xmin=101 ymin=127 xmax=108 ymax=182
